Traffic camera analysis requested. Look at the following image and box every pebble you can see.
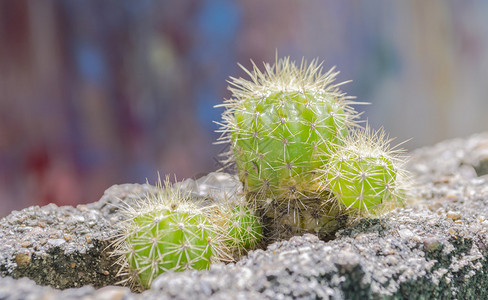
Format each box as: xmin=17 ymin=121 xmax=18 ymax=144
xmin=15 ymin=252 xmax=31 ymax=268
xmin=385 ymin=255 xmax=398 ymax=265
xmin=398 ymin=228 xmax=414 ymax=239
xmin=94 ymin=286 xmax=132 ymax=300
xmin=21 ymin=241 xmax=32 ymax=248
xmin=47 ymin=239 xmax=66 ymax=247
xmin=447 ymin=211 xmax=461 ymax=221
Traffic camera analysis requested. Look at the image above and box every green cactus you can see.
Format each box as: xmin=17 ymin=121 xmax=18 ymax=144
xmin=126 ymin=209 xmax=214 ymax=288
xmin=110 ymin=55 xmax=412 ymax=290
xmin=226 ymin=205 xmax=262 ymax=249
xmin=112 ymin=176 xmax=265 ymax=289
xmin=322 ymin=127 xmax=408 ymax=213
xmin=217 ymin=57 xmax=358 ymax=201
xmin=113 ymin=177 xmax=231 ymax=289
xmin=216 ymin=57 xmax=360 ymax=238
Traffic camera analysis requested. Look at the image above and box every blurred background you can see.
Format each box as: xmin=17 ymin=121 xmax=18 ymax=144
xmin=1 ymin=0 xmax=488 ymax=216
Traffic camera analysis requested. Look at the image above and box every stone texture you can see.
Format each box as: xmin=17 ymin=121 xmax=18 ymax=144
xmin=0 ymin=183 xmax=158 ymax=289
xmin=2 ymin=132 xmax=488 ymax=299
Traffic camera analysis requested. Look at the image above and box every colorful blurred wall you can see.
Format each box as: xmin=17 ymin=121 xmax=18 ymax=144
xmin=1 ymin=0 xmax=488 ymax=216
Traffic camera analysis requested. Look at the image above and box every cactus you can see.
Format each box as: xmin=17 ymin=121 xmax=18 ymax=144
xmin=217 ymin=57 xmax=358 ymax=201
xmin=226 ymin=205 xmax=262 ymax=249
xmin=216 ymin=57 xmax=360 ymax=238
xmin=322 ymin=127 xmax=408 ymax=214
xmin=112 ymin=176 xmax=264 ymax=289
xmin=109 ymin=55 xmax=411 ymax=290
xmin=112 ymin=177 xmax=231 ymax=289
xmin=126 ymin=210 xmax=214 ymax=289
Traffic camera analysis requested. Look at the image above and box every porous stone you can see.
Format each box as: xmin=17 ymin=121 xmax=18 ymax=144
xmin=0 ymin=183 xmax=158 ymax=289
xmin=2 ymin=132 xmax=488 ymax=299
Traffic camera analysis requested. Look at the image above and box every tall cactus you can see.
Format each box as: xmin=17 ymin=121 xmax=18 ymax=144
xmin=216 ymin=57 xmax=360 ymax=238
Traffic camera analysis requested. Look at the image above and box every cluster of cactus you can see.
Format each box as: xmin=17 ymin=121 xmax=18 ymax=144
xmin=216 ymin=56 xmax=409 ymax=239
xmin=112 ymin=177 xmax=262 ymax=289
xmin=112 ymin=56 xmax=409 ymax=290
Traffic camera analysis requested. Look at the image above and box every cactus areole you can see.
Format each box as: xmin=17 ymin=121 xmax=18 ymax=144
xmin=217 ymin=57 xmax=358 ymax=200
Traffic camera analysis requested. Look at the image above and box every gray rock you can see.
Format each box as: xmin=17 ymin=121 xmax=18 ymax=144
xmin=0 ymin=276 xmax=135 ymax=300
xmin=2 ymin=133 xmax=488 ymax=299
xmin=0 ymin=183 xmax=157 ymax=289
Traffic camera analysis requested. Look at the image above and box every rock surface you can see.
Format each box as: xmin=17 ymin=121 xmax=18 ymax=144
xmin=0 ymin=183 xmax=159 ymax=289
xmin=2 ymin=133 xmax=488 ymax=299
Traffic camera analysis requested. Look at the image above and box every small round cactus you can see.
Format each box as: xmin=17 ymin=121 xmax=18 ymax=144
xmin=112 ymin=177 xmax=231 ymax=289
xmin=126 ymin=209 xmax=214 ymax=288
xmin=226 ymin=205 xmax=262 ymax=249
xmin=322 ymin=127 xmax=408 ymax=213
